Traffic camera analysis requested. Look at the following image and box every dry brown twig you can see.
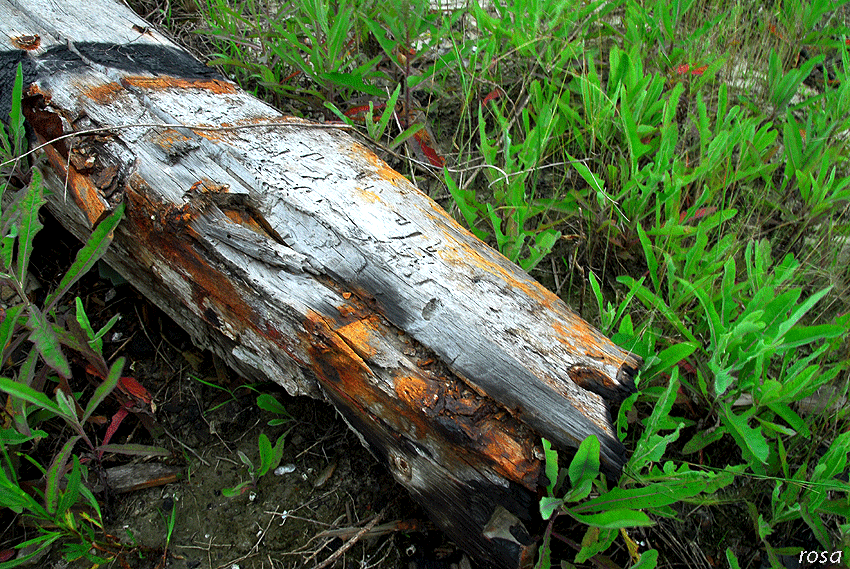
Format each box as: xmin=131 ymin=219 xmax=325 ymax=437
xmin=312 ymin=506 xmax=388 ymax=569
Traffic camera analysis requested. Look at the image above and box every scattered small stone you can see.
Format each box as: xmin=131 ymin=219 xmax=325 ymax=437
xmin=274 ymin=464 xmax=296 ymax=475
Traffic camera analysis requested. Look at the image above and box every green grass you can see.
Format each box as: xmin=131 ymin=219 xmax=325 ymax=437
xmin=102 ymin=0 xmax=850 ymax=566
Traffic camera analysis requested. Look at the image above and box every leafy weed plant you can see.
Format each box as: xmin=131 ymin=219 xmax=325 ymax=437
xmin=0 ymin=64 xmax=166 ymax=567
xmin=221 ymin=394 xmax=292 ymax=497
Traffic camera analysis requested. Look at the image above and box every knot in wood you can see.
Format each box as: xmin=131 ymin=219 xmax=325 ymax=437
xmin=388 ymin=450 xmax=412 ymax=482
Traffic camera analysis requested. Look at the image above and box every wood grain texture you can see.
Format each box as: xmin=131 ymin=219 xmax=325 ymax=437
xmin=1 ymin=1 xmax=642 ymax=566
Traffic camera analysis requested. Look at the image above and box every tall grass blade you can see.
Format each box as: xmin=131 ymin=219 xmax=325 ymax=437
xmin=45 ymin=435 xmax=81 ymax=515
xmin=15 ymin=170 xmax=45 ymax=286
xmin=43 ymin=203 xmax=124 ymax=312
xmin=82 ymin=357 xmax=124 ymax=424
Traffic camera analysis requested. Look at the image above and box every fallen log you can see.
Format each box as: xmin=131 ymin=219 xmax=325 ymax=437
xmin=0 ymin=1 xmax=642 ymax=566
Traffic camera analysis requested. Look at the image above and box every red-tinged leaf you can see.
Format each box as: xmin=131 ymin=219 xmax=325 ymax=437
xmin=102 ymin=407 xmax=129 ymax=450
xmin=281 ymin=69 xmax=301 ymax=83
xmin=679 ymin=206 xmax=717 ymax=224
xmin=82 ymin=357 xmax=124 ymax=424
xmin=678 ymin=359 xmax=698 ymax=377
xmin=0 ymin=549 xmax=14 ymax=562
xmin=118 ymin=376 xmax=153 ymax=407
xmin=412 ymin=129 xmax=445 ymax=167
xmin=482 ymin=88 xmax=503 ymax=106
xmin=85 ymin=363 xmax=105 ymax=380
xmin=343 ymin=103 xmax=386 ymax=123
xmin=675 ymin=63 xmax=708 ymax=76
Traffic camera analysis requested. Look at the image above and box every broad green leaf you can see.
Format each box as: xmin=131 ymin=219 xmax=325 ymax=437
xmin=780 ymin=322 xmax=845 ymax=350
xmin=9 ymin=63 xmax=25 ymax=157
xmin=257 ymin=433 xmax=273 ymax=474
xmin=722 ymin=407 xmax=769 ymax=468
xmin=655 ymin=342 xmax=697 ymax=375
xmin=388 ymin=123 xmax=425 ymax=151
xmin=632 ymin=549 xmax=659 ymax=569
xmin=569 ymin=435 xmax=600 ymax=488
xmin=256 ymin=393 xmax=289 ymax=416
xmin=0 ymin=376 xmax=63 ymax=416
xmin=535 ymin=530 xmax=552 ymax=569
xmin=568 ymin=508 xmax=652 ymax=529
xmin=16 ymin=171 xmax=45 ymax=286
xmin=0 ymin=427 xmax=48 ymax=445
xmin=766 ymin=402 xmax=809 ymax=438
xmin=221 ymin=481 xmax=251 ymax=498
xmin=539 ymin=496 xmax=561 ymax=521
xmin=0 ymin=304 xmax=24 ymax=357
xmin=726 ymin=548 xmax=742 ymax=569
xmin=56 ymin=455 xmax=83 ymax=518
xmin=0 ymin=533 xmax=62 ymax=568
xmin=542 ymin=438 xmax=558 ymax=494
xmin=776 ymin=286 xmax=832 ymax=341
xmin=82 ymin=357 xmax=124 ymax=423
xmin=681 ymin=428 xmax=724 ymax=455
xmin=77 ymin=482 xmax=102 ymax=522
xmin=43 ymin=203 xmax=124 ymax=312
xmin=630 ymin=368 xmax=680 ymax=471
xmin=271 ymin=432 xmax=287 ymax=470
xmin=574 ymin=526 xmax=618 ymax=564
xmin=54 ymin=390 xmax=80 ymax=429
xmin=375 ymin=84 xmax=402 ymax=141
xmin=575 ymin=479 xmax=708 ymax=513
xmin=74 ymin=297 xmax=98 ymax=350
xmin=25 ymin=306 xmax=71 ymax=378
xmin=45 ymin=435 xmax=81 ymax=515
xmin=1 ymin=224 xmax=17 ymax=272
xmin=320 ymin=71 xmax=383 ymax=98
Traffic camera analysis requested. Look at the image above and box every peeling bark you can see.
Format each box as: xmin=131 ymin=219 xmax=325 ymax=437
xmin=0 ymin=1 xmax=642 ymax=567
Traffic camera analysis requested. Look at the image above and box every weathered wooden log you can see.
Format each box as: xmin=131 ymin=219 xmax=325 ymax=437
xmin=0 ymin=1 xmax=642 ymax=566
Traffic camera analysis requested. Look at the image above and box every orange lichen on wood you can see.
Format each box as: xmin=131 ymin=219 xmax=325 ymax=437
xmin=437 ymin=235 xmax=558 ymax=310
xmin=335 ymin=317 xmax=380 ymax=361
xmin=11 ymin=34 xmax=41 ymax=50
xmin=394 ymin=373 xmax=440 ymax=411
xmin=121 ymin=75 xmax=236 ymax=95
xmin=550 ymin=320 xmax=613 ymax=360
xmin=83 ymin=81 xmax=124 ymax=104
xmin=349 ymin=142 xmax=408 ymax=185
xmin=150 ymin=128 xmax=192 ymax=151
xmin=39 ymin=144 xmax=107 ymax=226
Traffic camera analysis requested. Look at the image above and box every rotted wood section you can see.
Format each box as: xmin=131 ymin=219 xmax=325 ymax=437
xmin=0 ymin=1 xmax=642 ymax=567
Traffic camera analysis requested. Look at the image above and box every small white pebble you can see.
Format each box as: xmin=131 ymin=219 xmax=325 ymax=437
xmin=274 ymin=464 xmax=296 ymax=476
